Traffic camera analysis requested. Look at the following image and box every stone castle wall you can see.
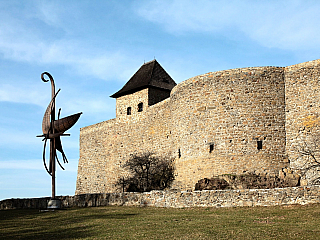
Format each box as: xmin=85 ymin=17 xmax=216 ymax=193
xmin=285 ymin=60 xmax=320 ymax=183
xmin=76 ymin=98 xmax=173 ymax=194
xmin=75 ymin=60 xmax=318 ymax=194
xmin=170 ymin=66 xmax=289 ymax=190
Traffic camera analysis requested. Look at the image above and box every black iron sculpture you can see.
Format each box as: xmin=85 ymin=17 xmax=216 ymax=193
xmin=37 ymin=72 xmax=82 ymax=200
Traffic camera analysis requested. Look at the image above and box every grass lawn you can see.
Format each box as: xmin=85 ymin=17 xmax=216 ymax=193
xmin=1 ymin=204 xmax=320 ymax=239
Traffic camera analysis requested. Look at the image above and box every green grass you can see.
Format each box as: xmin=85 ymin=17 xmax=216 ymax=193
xmin=1 ymin=204 xmax=320 ymax=239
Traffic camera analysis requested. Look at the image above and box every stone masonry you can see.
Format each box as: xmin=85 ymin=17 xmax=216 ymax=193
xmin=2 ymin=186 xmax=320 ymax=210
xmin=285 ymin=60 xmax=320 ymax=183
xmin=76 ymin=59 xmax=320 ymax=195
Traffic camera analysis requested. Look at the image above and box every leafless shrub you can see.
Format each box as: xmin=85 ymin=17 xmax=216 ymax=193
xmin=293 ymin=128 xmax=320 ymax=184
xmin=117 ymin=152 xmax=175 ymax=192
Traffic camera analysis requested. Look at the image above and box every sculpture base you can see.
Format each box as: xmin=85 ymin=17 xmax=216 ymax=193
xmin=47 ymin=199 xmax=61 ymax=209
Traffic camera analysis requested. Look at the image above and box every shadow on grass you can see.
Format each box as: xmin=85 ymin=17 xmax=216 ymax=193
xmin=0 ymin=225 xmax=97 ymax=240
xmin=0 ymin=209 xmax=40 ymax=221
xmin=0 ymin=208 xmax=138 ymax=239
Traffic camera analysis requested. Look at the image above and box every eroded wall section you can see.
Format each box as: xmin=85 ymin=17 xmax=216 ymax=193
xmin=170 ymin=67 xmax=289 ymax=190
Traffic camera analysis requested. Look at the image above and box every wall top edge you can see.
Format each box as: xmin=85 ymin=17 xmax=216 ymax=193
xmin=79 ymin=58 xmax=320 ymax=131
xmin=171 ymin=65 xmax=285 ymax=96
xmin=285 ymin=58 xmax=320 ymax=70
xmin=80 ymin=118 xmax=116 ymax=132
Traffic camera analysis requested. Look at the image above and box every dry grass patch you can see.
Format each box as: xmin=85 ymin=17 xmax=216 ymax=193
xmin=1 ymin=203 xmax=320 ymax=239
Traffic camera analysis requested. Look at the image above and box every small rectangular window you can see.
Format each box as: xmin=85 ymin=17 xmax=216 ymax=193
xmin=209 ymin=144 xmax=214 ymax=153
xmin=178 ymin=149 xmax=181 ymax=158
xmin=127 ymin=107 xmax=132 ymax=115
xmin=257 ymin=140 xmax=263 ymax=150
xmin=138 ymin=102 xmax=143 ymax=112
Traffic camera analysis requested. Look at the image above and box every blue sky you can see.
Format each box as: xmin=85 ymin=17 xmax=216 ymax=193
xmin=1 ymin=0 xmax=320 ymax=200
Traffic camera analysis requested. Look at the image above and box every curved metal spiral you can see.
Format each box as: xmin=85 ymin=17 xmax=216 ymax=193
xmin=42 ymin=137 xmax=52 ymax=176
xmin=41 ymin=72 xmax=54 ymax=83
xmin=55 ymin=154 xmax=65 ymax=171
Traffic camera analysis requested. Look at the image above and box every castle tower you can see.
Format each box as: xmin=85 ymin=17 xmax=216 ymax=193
xmin=110 ymin=60 xmax=176 ymax=119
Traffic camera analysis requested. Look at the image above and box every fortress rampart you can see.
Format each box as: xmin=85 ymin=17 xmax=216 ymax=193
xmin=76 ymin=59 xmax=320 ymax=195
xmin=170 ymin=67 xmax=288 ymax=189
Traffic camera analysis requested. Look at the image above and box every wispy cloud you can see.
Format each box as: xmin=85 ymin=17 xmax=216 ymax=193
xmin=31 ymin=0 xmax=78 ymax=29
xmin=0 ymin=37 xmax=135 ymax=82
xmin=0 ymin=126 xmax=42 ymax=147
xmin=0 ymin=83 xmax=47 ymax=106
xmin=0 ymin=1 xmax=136 ymax=82
xmin=135 ymin=0 xmax=320 ymax=51
xmin=61 ymin=97 xmax=114 ymax=116
xmin=0 ymin=159 xmax=43 ymax=170
xmin=0 ymin=80 xmax=115 ymax=119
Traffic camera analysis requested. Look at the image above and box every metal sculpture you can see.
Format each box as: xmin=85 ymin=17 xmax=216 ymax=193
xmin=37 ymin=72 xmax=82 ymax=200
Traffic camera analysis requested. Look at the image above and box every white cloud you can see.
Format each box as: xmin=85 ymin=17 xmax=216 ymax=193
xmin=62 ymin=97 xmax=113 ymax=115
xmin=0 ymin=35 xmax=134 ymax=81
xmin=31 ymin=0 xmax=72 ymax=28
xmin=0 ymin=1 xmax=136 ymax=82
xmin=135 ymin=0 xmax=236 ymax=33
xmin=72 ymin=51 xmax=137 ymax=81
xmin=0 ymin=126 xmax=42 ymax=147
xmin=135 ymin=0 xmax=320 ymax=51
xmin=0 ymin=76 xmax=116 ymax=118
xmin=0 ymin=159 xmax=43 ymax=170
xmin=0 ymin=83 xmax=47 ymax=106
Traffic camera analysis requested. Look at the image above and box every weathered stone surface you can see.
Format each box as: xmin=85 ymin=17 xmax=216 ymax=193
xmin=195 ymin=178 xmax=229 ymax=190
xmin=1 ymin=186 xmax=320 ymax=210
xmin=285 ymin=59 xmax=320 ymax=185
xmin=195 ymin=171 xmax=300 ymax=191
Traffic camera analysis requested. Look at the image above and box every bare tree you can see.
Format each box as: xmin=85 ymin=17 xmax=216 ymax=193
xmin=293 ymin=116 xmax=320 ymax=184
xmin=117 ymin=152 xmax=175 ymax=192
xmin=294 ymin=133 xmax=320 ymax=184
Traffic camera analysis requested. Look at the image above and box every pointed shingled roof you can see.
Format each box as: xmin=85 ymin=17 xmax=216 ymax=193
xmin=110 ymin=59 xmax=176 ymax=98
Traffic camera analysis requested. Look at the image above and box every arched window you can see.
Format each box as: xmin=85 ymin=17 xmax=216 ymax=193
xmin=138 ymin=102 xmax=143 ymax=112
xmin=127 ymin=107 xmax=131 ymax=115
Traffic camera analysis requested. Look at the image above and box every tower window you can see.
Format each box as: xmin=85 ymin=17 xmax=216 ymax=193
xmin=209 ymin=144 xmax=214 ymax=153
xmin=138 ymin=102 xmax=143 ymax=112
xmin=257 ymin=140 xmax=263 ymax=150
xmin=178 ymin=149 xmax=181 ymax=158
xmin=127 ymin=107 xmax=132 ymax=115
